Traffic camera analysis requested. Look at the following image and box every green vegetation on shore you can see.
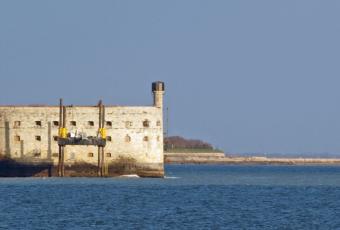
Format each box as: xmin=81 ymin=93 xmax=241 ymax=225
xmin=164 ymin=136 xmax=223 ymax=153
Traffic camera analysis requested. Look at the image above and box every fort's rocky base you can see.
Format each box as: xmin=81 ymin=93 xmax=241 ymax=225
xmin=0 ymin=158 xmax=164 ymax=177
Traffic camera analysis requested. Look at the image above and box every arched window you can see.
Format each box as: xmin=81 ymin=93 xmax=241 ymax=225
xmin=143 ymin=120 xmax=150 ymax=128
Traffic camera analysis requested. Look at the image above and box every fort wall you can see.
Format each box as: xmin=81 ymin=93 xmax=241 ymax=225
xmin=0 ymin=82 xmax=165 ymax=177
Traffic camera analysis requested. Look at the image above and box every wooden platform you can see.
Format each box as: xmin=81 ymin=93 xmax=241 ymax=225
xmin=58 ymin=137 xmax=106 ymax=147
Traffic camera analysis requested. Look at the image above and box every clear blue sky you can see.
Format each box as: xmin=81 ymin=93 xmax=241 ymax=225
xmin=1 ymin=1 xmax=340 ymax=154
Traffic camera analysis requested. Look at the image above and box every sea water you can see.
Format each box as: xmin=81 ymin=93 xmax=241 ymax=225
xmin=1 ymin=165 xmax=340 ymax=229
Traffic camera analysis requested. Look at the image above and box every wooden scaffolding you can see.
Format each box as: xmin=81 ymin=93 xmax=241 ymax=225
xmin=57 ymin=99 xmax=107 ymax=177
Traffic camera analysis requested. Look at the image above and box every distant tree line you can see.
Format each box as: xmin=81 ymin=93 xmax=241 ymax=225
xmin=164 ymin=136 xmax=218 ymax=152
xmin=164 ymin=136 xmax=213 ymax=149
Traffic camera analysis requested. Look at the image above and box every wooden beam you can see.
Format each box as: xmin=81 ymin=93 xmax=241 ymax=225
xmin=98 ymin=101 xmax=102 ymax=177
xmin=58 ymin=99 xmax=63 ymax=177
xmin=61 ymin=106 xmax=66 ymax=177
xmin=101 ymin=147 xmax=105 ymax=176
xmin=101 ymin=104 xmax=105 ymax=176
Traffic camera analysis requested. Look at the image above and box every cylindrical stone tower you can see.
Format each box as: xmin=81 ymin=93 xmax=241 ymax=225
xmin=152 ymin=81 xmax=165 ymax=108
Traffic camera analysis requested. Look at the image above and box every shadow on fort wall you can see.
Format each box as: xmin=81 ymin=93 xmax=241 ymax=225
xmin=0 ymin=121 xmax=55 ymax=177
xmin=0 ymin=155 xmax=53 ymax=177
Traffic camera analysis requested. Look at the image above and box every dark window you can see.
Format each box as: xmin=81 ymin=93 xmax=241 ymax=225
xmin=88 ymin=152 xmax=94 ymax=157
xmin=106 ymin=136 xmax=112 ymax=142
xmin=53 ymin=121 xmax=59 ymax=126
xmin=143 ymin=136 xmax=149 ymax=142
xmin=35 ymin=121 xmax=42 ymax=126
xmin=70 ymin=121 xmax=76 ymax=126
xmin=143 ymin=120 xmax=150 ymax=127
xmin=53 ymin=136 xmax=58 ymax=141
xmin=35 ymin=136 xmax=41 ymax=141
xmin=14 ymin=135 xmax=21 ymax=142
xmin=14 ymin=121 xmax=21 ymax=127
xmin=88 ymin=121 xmax=94 ymax=126
xmin=106 ymin=153 xmax=112 ymax=157
xmin=106 ymin=121 xmax=112 ymax=127
xmin=52 ymin=153 xmax=58 ymax=158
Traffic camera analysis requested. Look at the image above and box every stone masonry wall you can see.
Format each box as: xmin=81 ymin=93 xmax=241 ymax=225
xmin=0 ymin=105 xmax=164 ymax=177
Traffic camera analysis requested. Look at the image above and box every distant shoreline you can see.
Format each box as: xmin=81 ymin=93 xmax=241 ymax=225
xmin=164 ymin=152 xmax=340 ymax=165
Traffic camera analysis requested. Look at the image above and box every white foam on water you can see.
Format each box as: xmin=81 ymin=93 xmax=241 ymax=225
xmin=164 ymin=176 xmax=180 ymax=179
xmin=119 ymin=174 xmax=140 ymax=178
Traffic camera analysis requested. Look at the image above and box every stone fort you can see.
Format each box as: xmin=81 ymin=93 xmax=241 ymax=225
xmin=0 ymin=82 xmax=165 ymax=177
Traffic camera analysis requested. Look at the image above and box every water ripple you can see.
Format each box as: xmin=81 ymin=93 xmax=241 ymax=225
xmin=1 ymin=165 xmax=340 ymax=229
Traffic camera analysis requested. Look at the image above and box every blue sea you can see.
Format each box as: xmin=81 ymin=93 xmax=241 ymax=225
xmin=1 ymin=165 xmax=340 ymax=229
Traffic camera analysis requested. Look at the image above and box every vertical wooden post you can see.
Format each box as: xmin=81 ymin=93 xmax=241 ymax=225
xmin=98 ymin=101 xmax=102 ymax=177
xmin=58 ymin=146 xmax=62 ymax=176
xmin=101 ymin=104 xmax=105 ymax=176
xmin=98 ymin=146 xmax=101 ymax=177
xmin=58 ymin=99 xmax=63 ymax=177
xmin=102 ymin=105 xmax=105 ymax=128
xmin=61 ymin=105 xmax=66 ymax=177
xmin=101 ymin=147 xmax=105 ymax=176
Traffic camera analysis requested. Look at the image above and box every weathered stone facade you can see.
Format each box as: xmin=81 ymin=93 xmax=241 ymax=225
xmin=0 ymin=82 xmax=165 ymax=177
